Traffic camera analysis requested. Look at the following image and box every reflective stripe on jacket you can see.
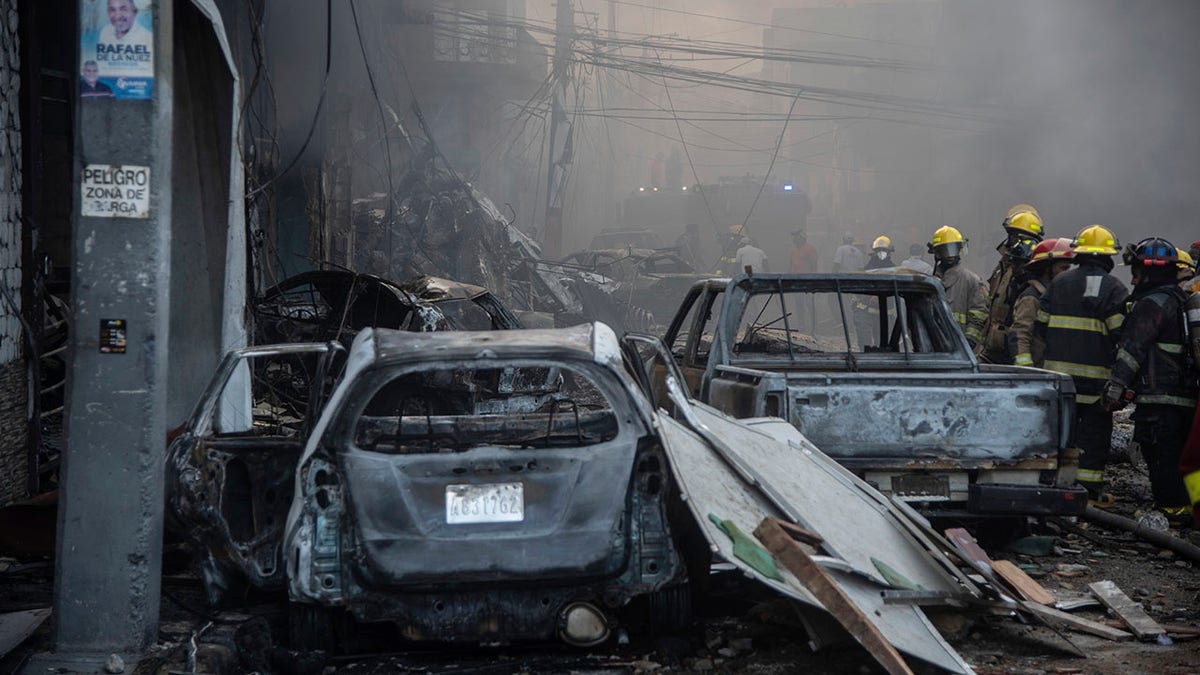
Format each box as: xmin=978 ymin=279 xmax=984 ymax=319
xmin=1035 ymin=259 xmax=1129 ymax=404
xmin=937 ymin=263 xmax=989 ymax=348
xmin=1110 ymin=284 xmax=1197 ymax=408
xmin=1009 ymin=278 xmax=1046 ymax=367
xmin=983 ymin=260 xmax=1018 ymax=360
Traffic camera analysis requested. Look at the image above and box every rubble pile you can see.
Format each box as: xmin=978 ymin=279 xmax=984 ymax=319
xmin=349 ymin=149 xmax=650 ymax=333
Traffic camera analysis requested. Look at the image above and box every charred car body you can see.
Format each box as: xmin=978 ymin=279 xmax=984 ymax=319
xmin=169 ymin=323 xmax=696 ymax=646
xmin=284 ymin=324 xmax=686 ymax=646
xmin=253 ymin=271 xmax=521 ymax=345
xmin=561 ymin=248 xmax=707 ymax=328
xmin=166 ymin=342 xmax=344 ymax=602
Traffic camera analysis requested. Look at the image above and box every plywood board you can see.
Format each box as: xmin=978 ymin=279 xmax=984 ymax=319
xmin=992 ymin=560 xmax=1056 ymax=606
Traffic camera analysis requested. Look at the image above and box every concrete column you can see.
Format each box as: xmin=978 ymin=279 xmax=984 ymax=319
xmin=38 ymin=0 xmax=174 ymax=667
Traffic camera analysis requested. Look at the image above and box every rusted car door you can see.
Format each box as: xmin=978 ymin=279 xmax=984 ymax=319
xmin=661 ymin=285 xmax=727 ymax=398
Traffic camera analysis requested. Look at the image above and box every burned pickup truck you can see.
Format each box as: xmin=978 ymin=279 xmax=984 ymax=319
xmin=662 ymin=273 xmax=1087 ymax=516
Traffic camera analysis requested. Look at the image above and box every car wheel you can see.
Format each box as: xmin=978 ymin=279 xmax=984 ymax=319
xmin=288 ymin=602 xmax=340 ymax=653
xmin=647 ymin=582 xmax=692 ymax=635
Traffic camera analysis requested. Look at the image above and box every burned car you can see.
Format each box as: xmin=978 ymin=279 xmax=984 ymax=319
xmin=283 ymin=324 xmax=688 ymax=648
xmin=254 ymin=271 xmax=521 ymax=345
xmin=562 ymin=248 xmax=707 ymax=327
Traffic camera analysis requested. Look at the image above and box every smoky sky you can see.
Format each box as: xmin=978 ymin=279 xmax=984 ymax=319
xmin=252 ymin=1 xmax=1200 ymax=262
xmin=935 ymin=0 xmax=1200 ymax=257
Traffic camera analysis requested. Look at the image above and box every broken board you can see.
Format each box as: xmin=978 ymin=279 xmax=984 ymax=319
xmin=1019 ymin=601 xmax=1133 ymax=642
xmin=657 ymin=410 xmax=974 ymax=674
xmin=1088 ymin=580 xmax=1166 ymax=640
xmin=756 ymin=517 xmax=915 ymax=675
xmin=992 ymin=560 xmax=1056 ymax=606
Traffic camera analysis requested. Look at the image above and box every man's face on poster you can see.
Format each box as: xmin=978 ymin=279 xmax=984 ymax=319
xmin=82 ymin=62 xmax=100 ymax=85
xmin=107 ymin=0 xmax=137 ymax=38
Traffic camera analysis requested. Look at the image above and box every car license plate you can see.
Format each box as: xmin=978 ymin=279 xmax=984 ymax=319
xmin=891 ymin=474 xmax=951 ymax=502
xmin=445 ymin=483 xmax=524 ymax=524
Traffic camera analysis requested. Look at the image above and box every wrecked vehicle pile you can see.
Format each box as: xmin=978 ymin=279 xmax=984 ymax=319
xmin=254 ymin=271 xmax=522 ymax=346
xmin=561 ymin=248 xmax=709 ymax=329
xmin=165 ymin=321 xmax=1046 ymax=672
xmin=347 ymin=150 xmax=657 ymax=334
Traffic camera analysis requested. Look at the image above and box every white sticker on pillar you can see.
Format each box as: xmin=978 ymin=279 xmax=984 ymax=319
xmin=79 ymin=0 xmax=155 ymax=100
xmin=81 ymin=164 xmax=151 ymax=219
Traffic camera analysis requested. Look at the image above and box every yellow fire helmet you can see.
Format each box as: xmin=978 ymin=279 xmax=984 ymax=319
xmin=928 ymin=225 xmax=967 ymax=260
xmin=729 ymin=223 xmax=746 ymax=235
xmin=1177 ymin=249 xmax=1195 ymax=273
xmin=1005 ymin=203 xmax=1040 ymax=220
xmin=1004 ymin=210 xmax=1045 ymax=240
xmin=1071 ymin=224 xmax=1120 ymax=256
xmin=872 ymin=235 xmax=894 ymax=251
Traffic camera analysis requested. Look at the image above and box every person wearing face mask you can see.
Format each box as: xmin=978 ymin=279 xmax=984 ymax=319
xmin=865 ymin=236 xmax=896 ymax=270
xmin=982 ymin=206 xmax=1045 ymax=363
xmin=929 ymin=225 xmax=988 ymax=350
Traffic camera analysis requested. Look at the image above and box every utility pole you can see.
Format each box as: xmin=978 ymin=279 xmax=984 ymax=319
xmin=30 ymin=0 xmax=173 ymax=670
xmin=543 ymin=0 xmax=573 ymax=258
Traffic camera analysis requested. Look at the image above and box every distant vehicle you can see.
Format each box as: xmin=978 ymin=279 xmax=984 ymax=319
xmin=588 ymin=228 xmax=663 ymax=251
xmin=660 ymin=273 xmax=1086 ymax=517
xmin=562 ymin=248 xmax=707 ymax=328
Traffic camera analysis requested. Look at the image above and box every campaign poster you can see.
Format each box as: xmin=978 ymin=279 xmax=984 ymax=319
xmin=80 ymin=0 xmax=154 ymax=100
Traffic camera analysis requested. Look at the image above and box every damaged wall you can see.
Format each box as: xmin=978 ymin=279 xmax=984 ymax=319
xmin=167 ymin=1 xmax=237 ymax=426
xmin=0 ymin=0 xmax=28 ymax=505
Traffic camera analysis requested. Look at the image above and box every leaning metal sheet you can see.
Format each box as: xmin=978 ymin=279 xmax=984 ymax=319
xmin=657 ymin=412 xmax=974 ymax=674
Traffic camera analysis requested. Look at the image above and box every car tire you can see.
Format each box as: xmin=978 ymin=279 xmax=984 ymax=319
xmin=288 ymin=601 xmax=340 ymax=654
xmin=647 ymin=582 xmax=692 ymax=635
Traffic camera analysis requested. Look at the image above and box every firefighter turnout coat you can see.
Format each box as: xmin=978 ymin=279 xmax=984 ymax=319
xmin=937 ymin=263 xmax=989 ymax=348
xmin=1035 ymin=259 xmax=1129 ymax=405
xmin=1008 ymin=278 xmax=1047 ymax=367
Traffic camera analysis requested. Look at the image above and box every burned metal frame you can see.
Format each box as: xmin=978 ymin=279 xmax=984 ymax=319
xmin=282 ymin=325 xmax=687 ymax=646
xmin=165 ymin=342 xmax=343 ymax=603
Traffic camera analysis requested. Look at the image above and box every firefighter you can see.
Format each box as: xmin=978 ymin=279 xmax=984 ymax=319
xmin=1103 ymin=238 xmax=1196 ymax=523
xmin=1009 ymin=238 xmax=1074 ymax=367
xmin=1179 ymin=250 xmax=1198 ymax=287
xmin=865 ymin=235 xmax=896 ymax=270
xmin=982 ymin=207 xmax=1045 ymax=363
xmin=1035 ymin=225 xmax=1128 ymax=503
xmin=714 ymin=223 xmax=745 ymax=274
xmin=929 ymin=226 xmax=988 ymax=349
xmin=850 ymin=235 xmax=895 ymax=346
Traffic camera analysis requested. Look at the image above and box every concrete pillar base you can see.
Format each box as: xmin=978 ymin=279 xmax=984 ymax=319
xmin=22 ymin=651 xmax=138 ymax=674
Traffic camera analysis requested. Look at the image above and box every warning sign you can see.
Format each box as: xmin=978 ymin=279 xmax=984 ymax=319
xmin=81 ymin=164 xmax=151 ymax=219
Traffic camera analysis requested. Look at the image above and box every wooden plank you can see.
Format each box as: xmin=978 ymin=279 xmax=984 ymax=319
xmin=776 ymin=519 xmax=824 ymax=546
xmin=992 ymin=560 xmax=1056 ymax=606
xmin=943 ymin=527 xmax=991 ymax=572
xmin=1102 ymin=619 xmax=1200 ymax=636
xmin=755 ymin=517 xmax=915 ymax=675
xmin=1088 ymin=580 xmax=1166 ymax=640
xmin=1019 ymin=601 xmax=1133 ymax=642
